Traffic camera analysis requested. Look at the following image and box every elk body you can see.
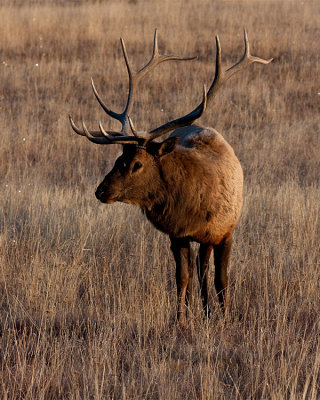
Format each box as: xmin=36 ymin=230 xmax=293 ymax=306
xmin=70 ymin=30 xmax=272 ymax=326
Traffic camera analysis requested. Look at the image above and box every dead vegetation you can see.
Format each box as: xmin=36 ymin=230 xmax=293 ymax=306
xmin=0 ymin=0 xmax=319 ymax=398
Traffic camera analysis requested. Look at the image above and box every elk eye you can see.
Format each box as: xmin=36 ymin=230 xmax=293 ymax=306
xmin=132 ymin=161 xmax=142 ymax=173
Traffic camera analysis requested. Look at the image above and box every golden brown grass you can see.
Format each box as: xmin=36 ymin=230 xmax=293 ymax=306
xmin=0 ymin=0 xmax=319 ymax=398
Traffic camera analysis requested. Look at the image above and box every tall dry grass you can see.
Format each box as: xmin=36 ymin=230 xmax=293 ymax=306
xmin=0 ymin=0 xmax=319 ymax=398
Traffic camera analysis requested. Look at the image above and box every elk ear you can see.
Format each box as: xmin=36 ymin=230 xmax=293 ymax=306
xmin=156 ymin=136 xmax=179 ymax=158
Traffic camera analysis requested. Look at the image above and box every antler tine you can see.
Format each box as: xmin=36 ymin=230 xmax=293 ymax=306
xmin=69 ymin=115 xmax=86 ymax=136
xmin=244 ymin=29 xmax=250 ymax=57
xmin=91 ymin=79 xmax=125 ymax=124
xmin=128 ymin=116 xmax=141 ymax=138
xmin=225 ymin=29 xmax=273 ymax=74
xmin=81 ymin=120 xmax=112 ymax=144
xmin=202 ymin=84 xmax=208 ymax=114
xmin=146 ymin=30 xmax=272 ymax=141
xmin=152 ymin=28 xmax=159 ymax=57
xmin=120 ymin=37 xmax=132 ymax=78
xmin=99 ymin=120 xmax=113 ymax=138
xmin=137 ymin=29 xmax=197 ymax=81
xmin=69 ymin=115 xmax=121 ymax=138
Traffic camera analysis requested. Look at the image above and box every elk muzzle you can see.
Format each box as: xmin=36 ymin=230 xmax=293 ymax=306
xmin=95 ymin=183 xmax=117 ymax=204
xmin=95 ymin=185 xmax=106 ymax=203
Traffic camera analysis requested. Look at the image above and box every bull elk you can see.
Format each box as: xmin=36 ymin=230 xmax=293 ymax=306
xmin=69 ymin=30 xmax=272 ymax=326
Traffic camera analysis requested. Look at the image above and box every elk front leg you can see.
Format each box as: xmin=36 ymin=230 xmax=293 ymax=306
xmin=197 ymin=243 xmax=213 ymax=317
xmin=213 ymin=233 xmax=232 ymax=312
xmin=170 ymin=237 xmax=193 ymax=326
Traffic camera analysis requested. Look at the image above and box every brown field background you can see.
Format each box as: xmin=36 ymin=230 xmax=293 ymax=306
xmin=0 ymin=0 xmax=319 ymax=398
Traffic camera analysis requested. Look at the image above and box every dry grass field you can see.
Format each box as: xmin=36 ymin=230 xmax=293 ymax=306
xmin=0 ymin=0 xmax=319 ymax=398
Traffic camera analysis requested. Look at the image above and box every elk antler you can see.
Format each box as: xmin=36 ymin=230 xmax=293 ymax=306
xmin=69 ymin=29 xmax=196 ymax=142
xmin=70 ymin=29 xmax=272 ymax=146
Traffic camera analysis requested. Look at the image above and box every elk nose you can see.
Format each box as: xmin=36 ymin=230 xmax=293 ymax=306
xmin=95 ymin=186 xmax=105 ymax=201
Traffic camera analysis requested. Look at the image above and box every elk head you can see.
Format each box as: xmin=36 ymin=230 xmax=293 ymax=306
xmin=94 ymin=138 xmax=179 ymax=208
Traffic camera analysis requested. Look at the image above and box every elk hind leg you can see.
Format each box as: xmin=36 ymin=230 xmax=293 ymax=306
xmin=197 ymin=243 xmax=213 ymax=317
xmin=186 ymin=243 xmax=194 ymax=314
